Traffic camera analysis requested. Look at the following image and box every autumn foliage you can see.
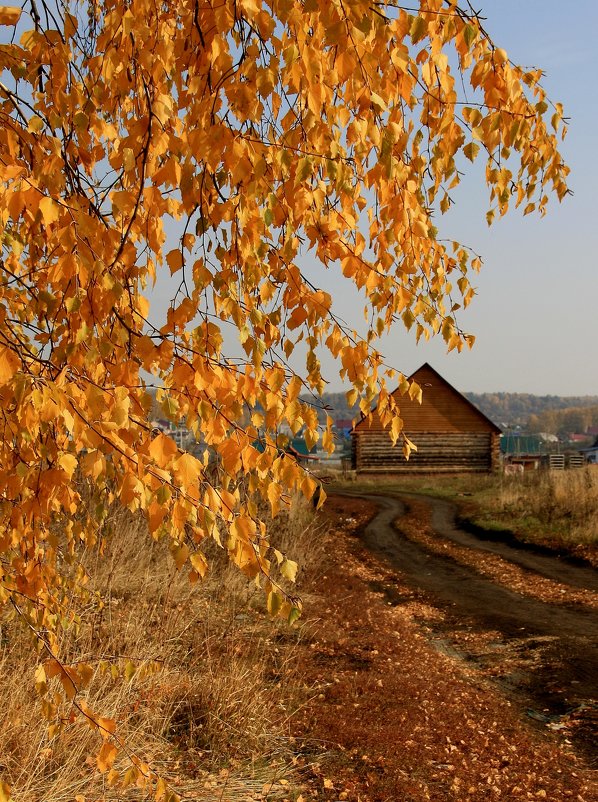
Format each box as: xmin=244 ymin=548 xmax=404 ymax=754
xmin=0 ymin=0 xmax=568 ymax=794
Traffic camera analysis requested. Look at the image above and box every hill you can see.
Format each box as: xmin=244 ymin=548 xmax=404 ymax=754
xmin=150 ymin=386 xmax=598 ymax=433
xmin=301 ymin=391 xmax=598 ymax=431
xmin=463 ymin=393 xmax=598 ymax=429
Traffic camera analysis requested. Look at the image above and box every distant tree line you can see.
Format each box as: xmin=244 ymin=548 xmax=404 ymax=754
xmin=464 ymin=393 xmax=598 ymax=429
xmin=149 ymin=386 xmax=598 ymax=437
xmin=525 ymin=406 xmax=598 ymax=436
xmin=301 ymin=391 xmax=598 ymax=433
xmin=301 ymin=392 xmax=358 ymax=424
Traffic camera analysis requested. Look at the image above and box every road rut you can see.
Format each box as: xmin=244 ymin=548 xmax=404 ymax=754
xmin=336 ymin=491 xmax=598 ymax=761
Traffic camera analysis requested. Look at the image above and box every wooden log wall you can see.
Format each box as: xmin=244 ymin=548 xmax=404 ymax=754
xmin=353 ymin=431 xmax=499 ymax=474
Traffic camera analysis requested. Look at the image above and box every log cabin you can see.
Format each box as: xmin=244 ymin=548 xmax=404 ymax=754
xmin=351 ymin=363 xmax=501 ymax=474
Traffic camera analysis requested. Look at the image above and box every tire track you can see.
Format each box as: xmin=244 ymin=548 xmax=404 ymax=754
xmin=334 ymin=491 xmax=598 ymax=759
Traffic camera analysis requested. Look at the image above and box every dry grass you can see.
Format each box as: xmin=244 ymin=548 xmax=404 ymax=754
xmin=330 ymin=471 xmax=498 ymax=500
xmin=0 ymin=495 xmax=326 ymax=801
xmin=493 ymin=465 xmax=598 ymax=547
xmin=332 ymin=466 xmax=598 ymax=550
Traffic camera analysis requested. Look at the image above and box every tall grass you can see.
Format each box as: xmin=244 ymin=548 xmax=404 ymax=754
xmin=495 ymin=466 xmax=598 ymax=547
xmin=332 ymin=466 xmax=598 ymax=549
xmin=0 ymin=495 xmax=325 ymax=801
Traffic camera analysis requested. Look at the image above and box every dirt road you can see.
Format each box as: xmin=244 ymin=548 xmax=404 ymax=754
xmin=351 ymin=492 xmax=598 ymax=749
xmin=294 ymin=491 xmax=598 ymax=801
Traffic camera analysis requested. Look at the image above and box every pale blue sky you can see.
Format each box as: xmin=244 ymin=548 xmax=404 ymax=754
xmin=278 ymin=2 xmax=598 ymax=396
xmin=374 ymin=1 xmax=598 ymax=395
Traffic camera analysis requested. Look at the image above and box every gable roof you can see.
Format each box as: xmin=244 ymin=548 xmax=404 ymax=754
xmin=353 ymin=363 xmax=502 ymax=435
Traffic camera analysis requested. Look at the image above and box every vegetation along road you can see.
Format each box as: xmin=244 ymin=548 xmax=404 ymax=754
xmin=334 ymin=491 xmax=598 ymax=762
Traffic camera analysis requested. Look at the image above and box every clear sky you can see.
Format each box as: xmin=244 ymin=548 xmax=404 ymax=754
xmin=369 ymin=1 xmax=598 ymax=396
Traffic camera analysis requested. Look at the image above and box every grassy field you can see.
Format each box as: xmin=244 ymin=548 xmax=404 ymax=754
xmin=3 ymin=467 xmax=596 ymax=800
xmin=330 ymin=466 xmax=598 ymax=553
xmin=0 ymin=497 xmax=325 ymax=801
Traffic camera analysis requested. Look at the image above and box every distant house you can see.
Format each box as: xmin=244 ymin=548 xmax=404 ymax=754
xmin=150 ymin=419 xmax=194 ymax=450
xmin=252 ymin=434 xmax=318 ymax=465
xmin=334 ymin=419 xmax=354 ymax=437
xmin=580 ymin=435 xmax=598 ymax=465
xmin=500 ymin=433 xmax=544 ymax=455
xmin=580 ymin=447 xmax=598 ymax=465
xmin=287 ymin=436 xmax=319 ymax=464
xmin=351 ymin=363 xmax=501 ymax=474
xmin=568 ymin=433 xmax=592 ymax=444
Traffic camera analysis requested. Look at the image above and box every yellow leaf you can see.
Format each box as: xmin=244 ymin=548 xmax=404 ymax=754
xmin=172 ymin=499 xmax=189 ymax=531
xmin=390 ymin=415 xmax=402 ymax=445
xmin=267 ymin=589 xmax=282 ymax=616
xmin=280 ymin=558 xmax=298 ymax=583
xmin=78 ymin=662 xmax=94 ymax=689
xmin=58 ymin=667 xmax=78 ymax=700
xmin=0 ymin=6 xmax=20 ymax=25
xmin=403 ymin=436 xmax=418 ymax=460
xmin=294 ymin=156 xmax=312 ymax=185
xmin=39 ymin=197 xmax=60 ymax=225
xmin=34 ymin=663 xmax=47 ymax=695
xmin=80 ymin=450 xmax=105 ymax=481
xmin=121 ymin=767 xmax=139 ymax=788
xmin=120 ymin=471 xmax=143 ymax=508
xmin=0 ymin=346 xmax=19 ymax=385
xmin=235 ymin=540 xmax=260 ymax=578
xmin=58 ymin=453 xmax=78 ymax=478
xmin=166 ymin=249 xmax=183 ymax=274
xmin=315 ymin=486 xmax=327 ymax=510
xmin=369 ymin=91 xmax=386 ymax=113
xmin=412 ymin=220 xmax=428 ymax=238
xmin=148 ymin=500 xmax=167 ymax=533
xmin=174 ymin=452 xmax=202 ymax=490
xmin=190 ymin=551 xmax=208 ymax=578
xmin=64 ymin=12 xmax=78 ymax=38
xmin=301 ymin=474 xmax=317 ymax=501
xmin=408 ymin=381 xmax=422 ymax=403
xmin=156 ymin=778 xmax=168 ymax=802
xmin=173 ymin=542 xmax=189 ymax=570
xmin=96 ymin=741 xmax=117 ymax=773
xmin=463 ymin=142 xmax=479 ymax=162
xmin=122 ymin=147 xmax=135 ymax=172
xmin=44 ymin=659 xmax=63 ymax=679
xmin=149 ymin=432 xmax=178 ymax=468
xmin=267 ymin=481 xmax=282 ymax=515
xmin=107 ymin=769 xmax=121 ymax=787
xmin=97 ymin=716 xmax=116 ymax=736
xmin=410 ymin=15 xmax=427 ymax=44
